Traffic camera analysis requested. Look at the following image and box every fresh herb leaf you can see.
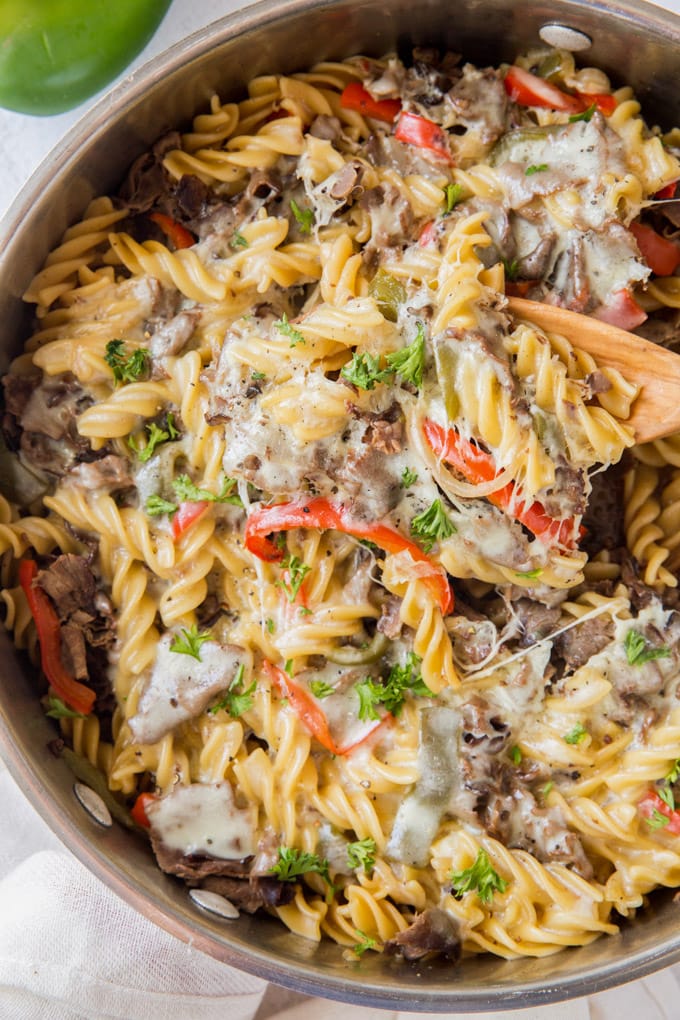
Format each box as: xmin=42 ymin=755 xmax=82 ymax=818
xmin=274 ymin=312 xmax=305 ymax=347
xmin=172 ymin=474 xmax=243 ymax=508
xmin=385 ymin=322 xmax=426 ymax=388
xmin=352 ymin=929 xmax=377 ymax=956
xmin=564 ymin=722 xmax=588 ymax=745
xmin=265 ymin=618 xmax=275 ymax=634
xmin=410 ymin=498 xmax=456 ymax=552
xmin=347 ymin=837 xmax=377 ymax=872
xmin=298 ymin=606 xmax=312 ymax=616
xmin=290 ymin=198 xmax=315 ymax=234
xmin=251 ymin=371 xmax=266 ymax=381
xmin=569 ymin=102 xmax=596 ymax=123
xmin=501 ymin=256 xmax=520 ymax=281
xmin=45 ymin=695 xmax=86 ymax=720
xmin=624 ymin=629 xmax=671 ymax=667
xmin=525 ymin=163 xmax=548 ymax=175
xmin=276 ymin=554 xmax=311 ymax=602
xmin=269 ymin=847 xmax=332 ymax=887
xmin=355 ymin=653 xmax=432 ymax=720
xmin=515 ymin=568 xmax=542 ymax=579
xmin=130 ymin=416 xmax=179 ymax=463
xmin=665 ymin=759 xmax=680 ymax=784
xmin=284 ymin=658 xmax=294 ymax=676
xmin=510 ymin=745 xmax=522 ymax=765
xmin=104 ymin=339 xmax=150 ymax=384
xmin=146 ymin=494 xmax=179 ymax=517
xmin=400 ymin=466 xmax=418 ymax=488
xmin=310 ymin=679 xmax=335 ymax=699
xmin=230 ymin=230 xmax=249 ymax=249
xmin=355 ymin=677 xmax=383 ymax=721
xmin=450 ymin=848 xmax=507 ymax=904
xmin=646 ymin=808 xmax=671 ymax=830
xmin=208 ymin=664 xmax=255 ymax=718
xmin=169 ymin=624 xmax=212 ymax=661
xmin=542 ymin=781 xmax=554 ymax=797
xmin=659 ymin=784 xmax=676 ymax=811
xmin=442 ymin=182 xmax=463 ymax=213
xmin=340 ymin=351 xmax=390 ymax=390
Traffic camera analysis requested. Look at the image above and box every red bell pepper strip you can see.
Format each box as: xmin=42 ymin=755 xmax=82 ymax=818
xmin=149 ymin=212 xmax=195 ymax=250
xmin=19 ymin=559 xmax=95 ymax=716
xmin=394 ymin=111 xmax=454 ymax=164
xmin=340 ymin=82 xmax=401 ymax=123
xmin=423 ymin=420 xmax=580 ymax=549
xmin=131 ymin=792 xmax=157 ymax=829
xmin=419 ymin=219 xmax=438 ymax=247
xmin=171 ymin=501 xmax=209 ymax=541
xmin=577 ymin=91 xmax=617 ymax=116
xmin=629 ymin=220 xmax=680 ymax=277
xmin=244 ymin=497 xmax=453 ymax=615
xmin=504 ymin=66 xmax=584 ymax=113
xmin=638 ymin=790 xmax=680 ymax=834
xmin=591 ymin=288 xmax=648 ymax=330
xmin=655 ymin=181 xmax=678 ymax=200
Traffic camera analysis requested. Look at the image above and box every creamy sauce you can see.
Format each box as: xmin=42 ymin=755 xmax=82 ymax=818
xmin=147 ymin=782 xmax=258 ymax=859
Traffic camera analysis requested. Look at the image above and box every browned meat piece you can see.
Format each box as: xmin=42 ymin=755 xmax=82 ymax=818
xmin=37 ymin=554 xmax=97 ymax=620
xmin=67 ymin=454 xmax=133 ymax=492
xmin=513 ymin=598 xmax=561 ymax=647
xmin=2 ymin=371 xmax=40 ymax=418
xmin=554 ymin=615 xmax=614 ymax=671
xmin=460 ymin=695 xmax=510 ymax=753
xmin=385 ymin=908 xmax=461 ymax=962
xmin=547 ymin=236 xmax=590 ymax=313
xmin=348 ymin=400 xmax=404 ymax=454
xmin=309 ymin=115 xmax=343 ymax=142
xmin=447 ymin=66 xmax=508 ymax=145
xmin=150 ymin=309 xmax=201 ymax=359
xmin=582 ymin=461 xmax=626 ymax=554
xmin=201 ymin=875 xmax=295 ymax=913
xmin=360 ymin=184 xmax=414 ymax=247
xmin=635 ymin=308 xmax=680 ymax=353
xmin=329 ymin=161 xmax=365 ymax=201
xmin=151 ymin=840 xmax=252 ymax=880
xmin=377 ymin=595 xmax=403 ymax=639
xmin=174 ymin=174 xmax=209 ymax=219
xmin=118 ymin=132 xmax=182 ymax=214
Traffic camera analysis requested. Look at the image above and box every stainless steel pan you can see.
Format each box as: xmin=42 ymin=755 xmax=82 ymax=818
xmin=1 ymin=0 xmax=679 ymax=1009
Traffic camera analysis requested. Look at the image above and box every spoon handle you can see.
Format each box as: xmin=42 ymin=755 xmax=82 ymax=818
xmin=506 ymin=296 xmax=680 ymax=444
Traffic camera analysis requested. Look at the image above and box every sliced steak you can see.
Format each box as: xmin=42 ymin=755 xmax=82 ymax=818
xmin=385 ymin=908 xmax=461 ymax=961
xmin=200 ymin=875 xmax=295 ymax=913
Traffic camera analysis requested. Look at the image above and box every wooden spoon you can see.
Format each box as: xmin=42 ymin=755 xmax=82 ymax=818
xmin=507 ymin=296 xmax=680 ymax=444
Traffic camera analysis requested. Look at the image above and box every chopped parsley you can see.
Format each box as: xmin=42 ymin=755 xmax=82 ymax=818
xmin=410 ymin=498 xmax=456 ymax=552
xmin=129 ymin=413 xmax=179 ymax=463
xmin=290 ymin=198 xmax=315 ymax=233
xmin=172 ymin=474 xmax=243 ymax=508
xmin=542 ymin=781 xmax=554 ymax=797
xmin=276 ymin=554 xmax=311 ymax=602
xmin=269 ymin=847 xmax=332 ymax=888
xmin=385 ymin=322 xmax=426 ymax=388
xmin=515 ymin=568 xmax=543 ymax=579
xmin=442 ymin=182 xmax=463 ymax=213
xmin=646 ymin=808 xmax=671 ymax=830
xmin=355 ymin=653 xmax=432 ymax=721
xmin=310 ymin=678 xmax=335 ymax=699
xmin=400 ymin=466 xmax=418 ymax=488
xmin=564 ymin=722 xmax=588 ymax=745
xmin=665 ymin=759 xmax=680 ymax=784
xmin=145 ymin=494 xmax=179 ymax=517
xmin=230 ymin=230 xmax=249 ymax=249
xmin=251 ymin=370 xmax=266 ymax=381
xmin=265 ymin=618 xmax=275 ymax=634
xmin=45 ymin=695 xmax=86 ymax=720
xmin=208 ymin=664 xmax=255 ymax=718
xmin=450 ymin=848 xmax=507 ymax=904
xmin=274 ymin=312 xmax=305 ymax=347
xmin=510 ymin=745 xmax=522 ymax=765
xmin=658 ymin=784 xmax=676 ymax=811
xmin=525 ymin=163 xmax=548 ymax=175
xmin=352 ymin=929 xmax=377 ymax=956
xmin=340 ymin=351 xmax=390 ymax=390
xmin=624 ymin=629 xmax=671 ymax=667
xmin=569 ymin=102 xmax=596 ymax=123
xmin=104 ymin=339 xmax=150 ymax=384
xmin=501 ymin=256 xmax=520 ymax=281
xmin=347 ymin=837 xmax=376 ymax=872
xmin=169 ymin=624 xmax=212 ymax=661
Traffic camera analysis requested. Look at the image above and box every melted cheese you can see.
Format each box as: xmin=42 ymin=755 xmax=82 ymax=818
xmin=147 ymin=782 xmax=258 ymax=859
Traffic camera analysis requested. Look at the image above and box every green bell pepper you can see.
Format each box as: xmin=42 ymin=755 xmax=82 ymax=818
xmin=0 ymin=0 xmax=171 ymax=115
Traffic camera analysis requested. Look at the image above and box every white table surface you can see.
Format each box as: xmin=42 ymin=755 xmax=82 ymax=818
xmin=2 ymin=2 xmax=680 ymax=1018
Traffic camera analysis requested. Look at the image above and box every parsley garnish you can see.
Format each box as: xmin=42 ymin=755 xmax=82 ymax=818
xmin=515 ymin=568 xmax=542 ymax=579
xmin=347 ymin=837 xmax=376 ymax=872
xmin=410 ymin=498 xmax=456 ymax=552
xmin=450 ymin=848 xmax=507 ymax=904
xmin=624 ymin=629 xmax=671 ymax=667
xmin=290 ymin=198 xmax=315 ymax=233
xmin=284 ymin=658 xmax=294 ymax=676
xmin=501 ymin=257 xmax=520 ymax=281
xmin=276 ymin=554 xmax=311 ymax=602
xmin=269 ymin=847 xmax=332 ymax=888
xmin=666 ymin=759 xmax=680 ymax=784
xmin=659 ymin=784 xmax=676 ymax=811
xmin=208 ymin=663 xmax=255 ymax=718
xmin=45 ymin=695 xmax=86 ymax=720
xmin=251 ymin=371 xmax=266 ymax=381
xmin=569 ymin=103 xmax=597 ymax=123
xmin=510 ymin=745 xmax=522 ymax=765
xmin=230 ymin=230 xmax=249 ymax=249
xmin=400 ymin=466 xmax=418 ymax=488
xmin=385 ymin=322 xmax=426 ymax=388
xmin=355 ymin=653 xmax=432 ymax=721
xmin=172 ymin=474 xmax=243 ymax=508
xmin=169 ymin=624 xmax=212 ymax=661
xmin=129 ymin=413 xmax=179 ymax=463
xmin=265 ymin=618 xmax=275 ymax=634
xmin=646 ymin=808 xmax=671 ymax=830
xmin=525 ymin=163 xmax=548 ymax=175
xmin=542 ymin=781 xmax=554 ymax=797
xmin=442 ymin=182 xmax=463 ymax=213
xmin=104 ymin=339 xmax=150 ymax=384
xmin=352 ymin=929 xmax=377 ymax=956
xmin=146 ymin=494 xmax=179 ymax=517
xmin=564 ymin=722 xmax=588 ymax=745
xmin=340 ymin=351 xmax=390 ymax=391
xmin=310 ymin=679 xmax=335 ymax=699
xmin=274 ymin=312 xmax=305 ymax=347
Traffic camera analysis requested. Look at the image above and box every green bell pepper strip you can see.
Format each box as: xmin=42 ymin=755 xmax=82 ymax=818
xmin=0 ymin=0 xmax=171 ymax=115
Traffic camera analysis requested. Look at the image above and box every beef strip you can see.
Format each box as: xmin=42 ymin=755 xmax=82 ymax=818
xmin=512 ymin=598 xmax=561 ymax=647
xmin=200 ymin=875 xmax=295 ymax=912
xmin=384 ymin=907 xmax=461 ymax=961
xmin=377 ymin=595 xmax=403 ymax=639
xmin=460 ymin=695 xmax=510 ymax=753
xmin=582 ymin=460 xmax=626 ymax=555
xmin=150 ymin=308 xmax=201 ymax=359
xmin=553 ymin=614 xmax=614 ymax=672
xmin=37 ymin=554 xmax=97 ymax=619
xmin=67 ymin=454 xmax=133 ymax=492
xmin=539 ymin=460 xmax=587 ymax=520
xmin=118 ymin=132 xmax=183 ymax=215
xmin=347 ymin=400 xmax=404 ymax=454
